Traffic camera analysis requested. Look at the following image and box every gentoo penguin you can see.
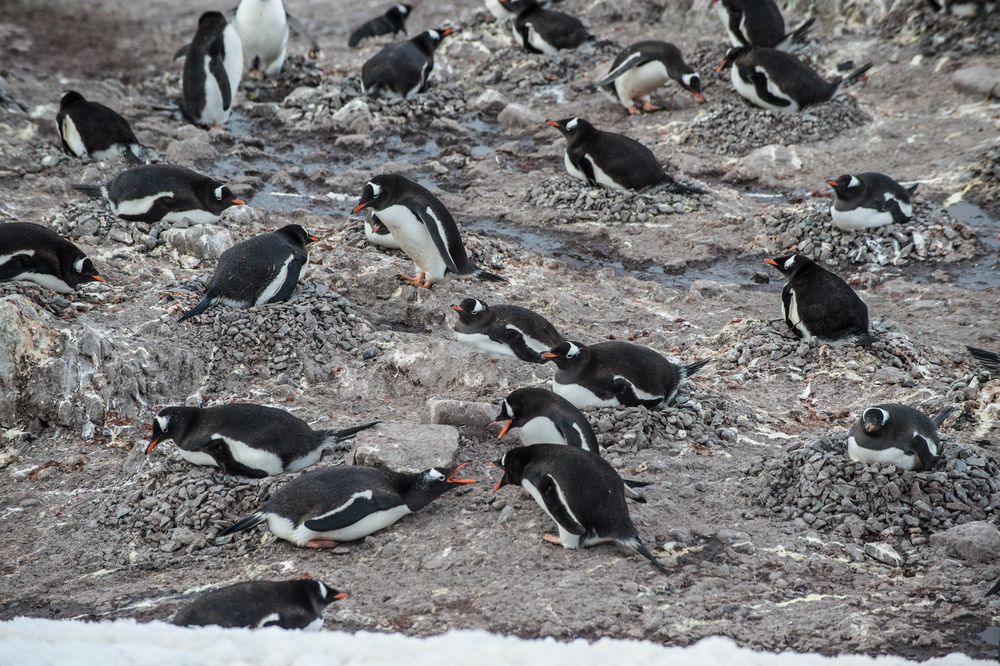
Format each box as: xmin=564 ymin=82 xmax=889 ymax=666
xmin=352 ymin=174 xmax=506 ymax=288
xmin=485 ymin=0 xmax=516 ymax=21
xmin=716 ymin=46 xmax=871 ymax=112
xmin=541 ymin=340 xmax=710 ymax=410
xmin=764 ymin=255 xmax=871 ymax=342
xmin=173 ymin=579 xmax=348 ymax=629
xmin=847 ymin=404 xmax=953 ymax=471
xmin=0 ymin=222 xmax=106 ymax=293
xmin=967 ymin=346 xmax=1000 ymax=372
xmin=494 ymin=444 xmax=667 ymax=573
xmin=927 ymin=0 xmax=995 ymax=16
xmin=145 ymin=403 xmax=378 ymax=477
xmin=349 ymin=4 xmax=413 ymax=47
xmin=710 ymin=0 xmax=815 ymax=49
xmin=361 ymin=28 xmax=454 ymax=98
xmin=365 ymin=212 xmax=402 ymax=250
xmin=74 ymin=164 xmax=245 ymax=225
xmin=826 ymin=173 xmax=917 ymax=231
xmin=181 ymin=11 xmax=243 ymax=127
xmin=177 ymin=224 xmax=317 ymax=322
xmin=450 ymin=298 xmax=564 ymax=363
xmin=547 ymin=117 xmax=703 ymax=193
xmin=501 ymin=0 xmax=592 ymax=54
xmin=217 ymin=463 xmax=475 ymax=547
xmin=495 ymin=387 xmax=651 ymax=502
xmin=596 ymin=41 xmax=706 ymax=114
xmin=234 ymin=0 xmax=289 ymax=76
xmin=56 ymin=91 xmax=142 ymax=164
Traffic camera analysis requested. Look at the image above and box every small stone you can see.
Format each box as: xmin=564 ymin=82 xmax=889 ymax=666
xmin=864 ymin=542 xmax=903 ymax=567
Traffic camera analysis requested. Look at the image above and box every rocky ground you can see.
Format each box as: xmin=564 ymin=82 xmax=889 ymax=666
xmin=1 ymin=0 xmax=999 ymax=660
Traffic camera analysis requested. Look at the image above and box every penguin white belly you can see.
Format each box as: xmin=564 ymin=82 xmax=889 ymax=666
xmin=268 ymin=504 xmax=412 ymax=545
xmin=160 ymin=209 xmax=223 ymax=225
xmin=286 ymin=447 xmax=326 ymax=473
xmin=112 ymin=191 xmax=174 ymax=218
xmin=60 ymin=116 xmax=87 ymax=157
xmin=235 ymin=0 xmax=288 ymax=75
xmin=256 ymin=613 xmax=281 ymax=628
xmin=525 ymin=22 xmax=558 ymax=55
xmin=255 ymin=254 xmax=296 ymax=305
xmin=12 ymin=272 xmax=74 ymax=294
xmin=504 ymin=324 xmax=550 ymax=353
xmin=214 ymin=433 xmax=285 ymax=475
xmin=553 ymin=380 xmax=620 ymax=408
xmin=615 ymin=61 xmax=669 ymax=105
xmin=199 ymin=55 xmax=229 ymax=125
xmin=304 ymin=618 xmax=324 ymax=631
xmin=563 ymin=152 xmax=588 ymax=183
xmin=453 ymin=331 xmax=518 ymax=358
xmin=178 ymin=449 xmax=219 ymax=467
xmin=517 ymin=417 xmax=567 ymax=446
xmin=376 ymin=204 xmax=449 ymax=281
xmin=408 ymin=62 xmax=432 ymax=98
xmin=90 ymin=144 xmax=135 ymax=162
xmin=485 ymin=0 xmax=510 ymax=20
xmin=730 ymin=65 xmax=798 ymax=112
xmin=847 ymin=435 xmax=916 ymax=471
xmin=222 ymin=25 xmax=244 ymax=104
xmin=785 ymin=288 xmax=813 ymax=340
xmin=364 ymin=220 xmax=402 ymax=249
xmin=830 ymin=205 xmax=893 ymax=231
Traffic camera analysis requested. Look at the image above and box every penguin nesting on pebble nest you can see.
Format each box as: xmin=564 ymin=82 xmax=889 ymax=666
xmin=349 ymin=4 xmax=413 ymax=47
xmin=450 ymin=298 xmax=564 ymax=363
xmin=710 ymin=0 xmax=815 ymax=49
xmin=353 ymin=174 xmax=505 ymax=288
xmin=218 ymin=463 xmax=475 ymax=547
xmin=494 ymin=444 xmax=668 ymax=573
xmin=596 ymin=41 xmax=705 ymax=114
xmin=173 ymin=579 xmax=348 ymax=629
xmin=146 ymin=403 xmax=377 ymax=477
xmin=826 ymin=173 xmax=917 ymax=231
xmin=547 ymin=117 xmax=703 ymax=193
xmin=0 ymin=222 xmax=106 ymax=293
xmin=56 ymin=91 xmax=143 ymax=164
xmin=847 ymin=404 xmax=953 ymax=471
xmin=764 ymin=254 xmax=872 ymax=343
xmin=541 ymin=340 xmax=709 ymax=410
xmin=180 ymin=11 xmax=243 ymax=127
xmin=177 ymin=224 xmax=318 ymax=322
xmin=716 ymin=46 xmax=871 ymax=112
xmin=361 ymin=28 xmax=454 ymax=98
xmin=501 ymin=0 xmax=592 ymax=54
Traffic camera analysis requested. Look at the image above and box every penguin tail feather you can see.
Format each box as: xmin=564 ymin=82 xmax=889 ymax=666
xmin=123 ymin=146 xmax=143 ymax=166
xmin=986 ymin=578 xmax=1000 ymax=597
xmin=967 ymin=346 xmax=1000 ymax=371
xmin=622 ymin=535 xmax=669 ymax=575
xmin=931 ymin=406 xmax=955 ymax=428
xmin=663 ymin=176 xmax=706 ymax=196
xmin=906 ymin=183 xmax=919 ymax=197
xmin=217 ymin=511 xmax=265 ymax=539
xmin=366 ymin=83 xmax=383 ymax=99
xmin=844 ymin=62 xmax=873 ymax=87
xmin=73 ymin=184 xmax=103 ymax=199
xmin=682 ymin=358 xmax=710 ymax=378
xmin=177 ymin=296 xmax=214 ymax=323
xmin=321 ymin=421 xmax=380 ymax=447
xmin=788 ymin=17 xmax=815 ymax=44
xmin=475 ymin=269 xmax=507 ymax=283
xmin=622 ymin=478 xmax=653 ymax=489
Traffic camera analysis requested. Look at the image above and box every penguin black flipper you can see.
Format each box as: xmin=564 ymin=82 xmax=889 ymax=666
xmin=910 ymin=433 xmax=939 ymax=470
xmin=209 ymin=43 xmax=233 ymax=112
xmin=499 ymin=327 xmax=545 ymax=363
xmin=749 ymin=69 xmax=791 ymax=108
xmin=286 ymin=13 xmax=320 ymax=54
xmin=727 ymin=7 xmax=750 ymax=46
xmin=780 ymin=283 xmax=800 ymax=338
xmin=595 ymin=50 xmax=656 ymax=87
xmin=987 ymin=578 xmax=1000 ymax=597
xmin=177 ymin=293 xmax=218 ymax=322
xmin=968 ymin=346 xmax=1000 ymax=371
xmin=537 ymin=474 xmax=587 ymax=535
xmin=414 ymin=206 xmax=461 ymax=274
xmin=206 ymin=438 xmax=269 ymax=478
xmin=786 ymin=17 xmax=815 ymax=44
xmin=174 ymin=44 xmax=190 ymax=60
xmin=303 ymin=490 xmax=401 ymax=532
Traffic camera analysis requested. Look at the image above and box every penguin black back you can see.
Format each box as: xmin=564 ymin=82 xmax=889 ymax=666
xmin=56 ymin=91 xmax=142 ymax=164
xmin=506 ymin=0 xmax=592 ymax=54
xmin=349 ymin=4 xmax=413 ymax=47
xmin=182 ymin=11 xmax=242 ymax=127
xmin=361 ymin=28 xmax=453 ymax=98
xmin=173 ymin=579 xmax=347 ymax=629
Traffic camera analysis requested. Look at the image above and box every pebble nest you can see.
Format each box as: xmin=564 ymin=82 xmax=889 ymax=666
xmin=879 ymin=4 xmax=1000 ymax=56
xmin=243 ymin=55 xmax=325 ymax=104
xmin=753 ymin=199 xmax=983 ymax=268
xmin=967 ymin=143 xmax=1000 ymax=217
xmin=50 ymin=199 xmax=165 ymax=252
xmin=524 ymin=174 xmax=703 ymax=225
xmin=745 ymin=433 xmax=1000 ymax=545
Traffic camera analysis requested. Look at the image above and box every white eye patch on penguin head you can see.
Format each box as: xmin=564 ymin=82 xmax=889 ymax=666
xmin=397 ymin=4 xmax=408 ymax=14
xmin=147 ymin=410 xmax=180 ymax=455
xmin=497 ymin=398 xmax=514 ymax=421
xmin=425 ymin=468 xmax=447 ymax=483
xmin=541 ymin=340 xmax=583 ymax=363
xmin=354 ymin=178 xmax=390 ymax=214
xmin=205 ymin=183 xmax=245 ymax=211
xmin=862 ymin=407 xmax=890 ymax=434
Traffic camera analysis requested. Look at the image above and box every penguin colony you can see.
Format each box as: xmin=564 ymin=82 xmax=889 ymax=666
xmin=0 ymin=0 xmax=996 ymax=633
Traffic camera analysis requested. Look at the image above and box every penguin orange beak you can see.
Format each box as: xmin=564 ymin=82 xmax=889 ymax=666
xmin=441 ymin=27 xmax=455 ymax=37
xmin=309 ymin=235 xmax=320 ymax=242
xmin=540 ymin=352 xmax=559 ymax=359
xmin=90 ymin=274 xmax=108 ymax=283
xmin=498 ymin=419 xmax=513 ymax=439
xmin=492 ymin=477 xmax=506 ymax=492
xmin=865 ymin=423 xmax=878 ymax=433
xmin=763 ymin=258 xmax=780 ymax=268
xmin=714 ymin=59 xmax=727 ymax=74
xmin=232 ymin=199 xmax=246 ymax=206
xmin=450 ymin=305 xmax=464 ymax=313
xmin=145 ymin=438 xmax=160 ymax=455
xmin=353 ymin=202 xmax=367 ymax=214
xmin=447 ymin=462 xmax=476 ymax=485
xmin=826 ymin=180 xmax=839 ymax=189
xmin=334 ymin=592 xmax=350 ymax=600
xmin=692 ymin=92 xmax=706 ymax=103
xmin=546 ymin=120 xmax=560 ymax=128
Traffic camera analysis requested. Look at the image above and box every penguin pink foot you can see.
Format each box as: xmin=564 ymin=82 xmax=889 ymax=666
xmin=542 ymin=533 xmax=562 ymax=545
xmin=641 ymin=99 xmax=661 ymax=112
xmin=627 ymin=105 xmax=640 ymax=115
xmin=305 ymin=539 xmax=339 ymax=549
xmin=398 ymin=272 xmax=429 ymax=289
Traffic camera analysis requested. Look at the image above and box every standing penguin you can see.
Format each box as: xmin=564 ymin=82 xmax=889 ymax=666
xmin=764 ymin=254 xmax=872 ymax=342
xmin=73 ymin=164 xmax=245 ymax=224
xmin=352 ymin=174 xmax=506 ymax=288
xmin=710 ymin=0 xmax=815 ymax=49
xmin=596 ymin=41 xmax=706 ymax=114
xmin=547 ymin=117 xmax=703 ymax=193
xmin=217 ymin=463 xmax=475 ymax=547
xmin=361 ymin=28 xmax=454 ymax=98
xmin=56 ymin=91 xmax=143 ymax=164
xmin=450 ymin=298 xmax=564 ymax=363
xmin=541 ymin=340 xmax=710 ymax=410
xmin=826 ymin=173 xmax=917 ymax=231
xmin=494 ymin=444 xmax=667 ymax=573
xmin=182 ymin=11 xmax=244 ymax=127
xmin=847 ymin=404 xmax=953 ymax=471
xmin=177 ymin=224 xmax=318 ymax=322
xmin=349 ymin=4 xmax=413 ymax=47
xmin=145 ymin=403 xmax=378 ymax=477
xmin=173 ymin=579 xmax=348 ymax=629
xmin=501 ymin=0 xmax=592 ymax=54
xmin=0 ymin=223 xmax=106 ymax=293
xmin=234 ymin=0 xmax=289 ymax=76
xmin=717 ymin=46 xmax=871 ymax=112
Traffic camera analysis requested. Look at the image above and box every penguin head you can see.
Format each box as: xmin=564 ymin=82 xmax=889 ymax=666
xmin=861 ymin=407 xmax=891 ymax=436
xmin=66 ymin=252 xmax=106 ymax=288
xmin=304 ymin=580 xmax=350 ymax=612
xmin=501 ymin=0 xmax=539 ymax=12
xmin=276 ymin=224 xmax=320 ymax=247
xmin=353 ymin=174 xmax=405 ymax=214
xmin=763 ymin=254 xmax=812 ymax=277
xmin=826 ymin=174 xmax=864 ymax=200
xmin=678 ymin=72 xmax=706 ymax=103
xmin=197 ymin=11 xmax=229 ymax=32
xmin=492 ymin=446 xmax=531 ymax=491
xmin=450 ymin=298 xmax=489 ymax=324
xmin=407 ymin=463 xmax=476 ymax=507
xmin=392 ymin=4 xmax=413 ymax=17
xmin=59 ymin=91 xmax=86 ymax=109
xmin=546 ymin=117 xmax=593 ymax=141
xmin=709 ymin=0 xmax=741 ymax=8
xmin=416 ymin=27 xmax=456 ymax=52
xmin=540 ymin=340 xmax=588 ymax=368
xmin=146 ymin=407 xmax=199 ymax=454
xmin=495 ymin=387 xmax=546 ymax=438
xmin=201 ymin=181 xmax=245 ymax=214
xmin=715 ymin=46 xmax=750 ymax=73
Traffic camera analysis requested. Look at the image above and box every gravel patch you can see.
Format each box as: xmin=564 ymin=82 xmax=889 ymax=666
xmin=879 ymin=4 xmax=1000 ymax=56
xmin=524 ymin=174 xmax=703 ymax=225
xmin=966 ymin=143 xmax=1000 ymax=217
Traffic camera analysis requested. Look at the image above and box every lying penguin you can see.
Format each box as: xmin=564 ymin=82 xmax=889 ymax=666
xmin=173 ymin=579 xmax=348 ymax=629
xmin=847 ymin=404 xmax=953 ymax=471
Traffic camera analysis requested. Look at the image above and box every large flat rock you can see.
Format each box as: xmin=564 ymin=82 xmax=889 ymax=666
xmin=352 ymin=422 xmax=460 ymax=474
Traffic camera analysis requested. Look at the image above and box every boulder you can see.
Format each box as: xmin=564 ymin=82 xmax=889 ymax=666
xmin=332 ymin=99 xmax=372 ymax=134
xmin=497 ymin=102 xmax=542 ymax=131
xmin=952 ymin=66 xmax=1000 ymax=99
xmin=929 ymin=521 xmax=1000 ymax=562
xmin=161 ymin=225 xmax=233 ymax=259
xmin=425 ymin=398 xmax=496 ymax=428
xmin=352 ymin=422 xmax=460 ymax=474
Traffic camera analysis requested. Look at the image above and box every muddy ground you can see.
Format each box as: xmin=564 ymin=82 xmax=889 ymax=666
xmin=1 ymin=0 xmax=999 ymax=660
